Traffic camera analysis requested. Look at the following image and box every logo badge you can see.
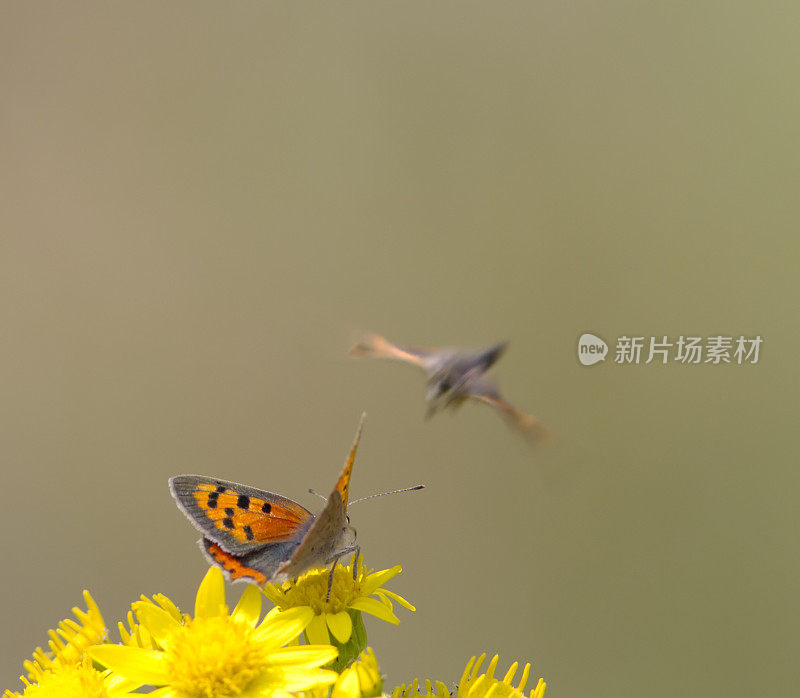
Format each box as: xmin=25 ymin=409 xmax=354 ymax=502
xmin=577 ymin=333 xmax=608 ymax=366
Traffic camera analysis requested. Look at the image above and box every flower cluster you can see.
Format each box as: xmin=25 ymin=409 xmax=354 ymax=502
xmin=4 ymin=557 xmax=546 ymax=698
xmin=2 ymin=592 xmax=134 ymax=698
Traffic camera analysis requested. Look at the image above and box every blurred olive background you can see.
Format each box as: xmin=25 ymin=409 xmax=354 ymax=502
xmin=2 ymin=3 xmax=798 ymax=697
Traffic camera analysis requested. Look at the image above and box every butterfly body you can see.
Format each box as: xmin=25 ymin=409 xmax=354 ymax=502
xmin=423 ymin=341 xmax=508 ymax=416
xmin=169 ymin=419 xmax=361 ymax=585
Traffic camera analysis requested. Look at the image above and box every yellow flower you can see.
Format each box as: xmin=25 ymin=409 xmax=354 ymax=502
xmin=331 ymin=648 xmax=382 ymax=698
xmin=392 ymin=654 xmax=545 ymax=698
xmin=458 ymin=654 xmax=545 ymax=698
xmin=4 ymin=590 xmax=109 ymax=696
xmin=6 ymin=657 xmax=135 ymax=698
xmin=90 ymin=567 xmax=338 ymax=698
xmin=262 ymin=557 xmax=414 ymax=645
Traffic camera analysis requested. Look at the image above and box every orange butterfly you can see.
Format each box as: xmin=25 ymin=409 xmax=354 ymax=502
xmin=170 ymin=417 xmax=363 ymax=586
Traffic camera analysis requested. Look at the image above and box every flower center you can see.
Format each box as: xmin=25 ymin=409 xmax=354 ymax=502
xmin=165 ymin=616 xmax=269 ymax=698
xmin=278 ymin=566 xmax=360 ymax=614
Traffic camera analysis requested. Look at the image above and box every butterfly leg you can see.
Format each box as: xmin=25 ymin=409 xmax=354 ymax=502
xmin=325 ymin=545 xmax=361 ymax=601
xmin=326 ymin=559 xmax=337 ymax=601
xmin=350 ymin=546 xmax=361 ymax=580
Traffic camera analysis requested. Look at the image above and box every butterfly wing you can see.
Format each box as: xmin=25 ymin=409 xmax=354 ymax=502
xmin=471 ymin=340 xmax=508 ymax=372
xmin=350 ymin=332 xmax=440 ymax=370
xmin=201 ymin=537 xmax=303 ymax=585
xmin=331 ymin=413 xmax=361 ymax=508
xmin=274 ymin=416 xmax=363 ymax=581
xmin=468 ymin=379 xmax=550 ymax=443
xmin=169 ymin=476 xmax=314 ymax=554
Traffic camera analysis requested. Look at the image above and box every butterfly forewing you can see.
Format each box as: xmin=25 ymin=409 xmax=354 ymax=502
xmin=333 ymin=423 xmax=360 ymax=507
xmin=170 ymin=476 xmax=314 ymax=554
xmin=274 ymin=417 xmax=364 ymax=580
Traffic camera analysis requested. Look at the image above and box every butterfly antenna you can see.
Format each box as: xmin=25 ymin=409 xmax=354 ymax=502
xmin=308 ymin=488 xmax=328 ymax=502
xmin=349 ymin=485 xmax=425 ymax=505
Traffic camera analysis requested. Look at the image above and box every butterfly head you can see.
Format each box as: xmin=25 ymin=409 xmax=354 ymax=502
xmin=343 ymin=514 xmax=357 ymax=549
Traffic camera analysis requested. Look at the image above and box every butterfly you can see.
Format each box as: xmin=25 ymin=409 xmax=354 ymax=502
xmin=350 ymin=332 xmax=549 ymax=441
xmin=169 ymin=416 xmax=364 ymax=586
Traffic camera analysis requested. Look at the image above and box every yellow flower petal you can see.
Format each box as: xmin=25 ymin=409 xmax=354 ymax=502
xmin=358 ymin=566 xmax=402 ymax=597
xmin=117 ymin=616 xmax=134 ymax=647
xmin=485 ymin=655 xmax=499 ymax=679
xmin=254 ymin=606 xmax=315 ymax=648
xmin=349 ymin=597 xmax=399 ymax=624
xmin=131 ymin=602 xmax=179 ymax=648
xmin=326 ymin=611 xmax=353 ymax=644
xmin=149 ymin=594 xmax=184 ymax=623
xmin=376 ymin=589 xmax=416 ymax=612
xmin=305 ymin=613 xmax=331 ymax=645
xmin=266 ymin=645 xmax=339 ymax=668
xmin=517 ymin=664 xmax=530 ymax=693
xmin=278 ymin=668 xmax=339 ymax=692
xmin=333 ymin=666 xmax=360 ymax=698
xmin=73 ymin=591 xmax=103 ymax=630
xmin=502 ymin=662 xmax=519 ymax=685
xmin=194 ymin=567 xmax=226 ymax=618
xmin=463 ymin=654 xmax=481 ymax=683
xmin=105 ymin=675 xmax=142 ymax=696
xmin=263 ymin=605 xmax=284 ymax=622
xmin=231 ymin=584 xmax=263 ymax=627
xmin=133 ymin=623 xmax=154 ymax=650
xmin=261 ymin=585 xmax=284 ymax=606
xmin=89 ymin=645 xmax=169 ymax=686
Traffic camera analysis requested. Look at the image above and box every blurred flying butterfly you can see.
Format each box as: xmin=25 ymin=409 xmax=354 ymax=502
xmin=170 ymin=415 xmax=385 ymax=587
xmin=350 ymin=332 xmax=549 ymax=442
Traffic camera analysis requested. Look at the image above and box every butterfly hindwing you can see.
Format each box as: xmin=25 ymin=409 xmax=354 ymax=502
xmin=201 ymin=537 xmax=301 ymax=585
xmin=170 ymin=476 xmax=314 ymax=554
